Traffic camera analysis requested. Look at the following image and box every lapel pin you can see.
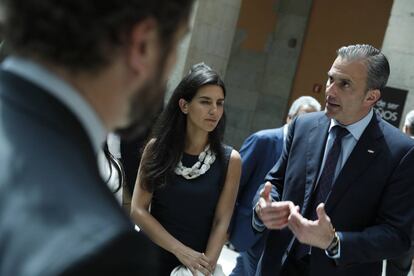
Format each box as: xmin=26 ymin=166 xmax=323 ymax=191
xmin=368 ymin=149 xmax=375 ymax=154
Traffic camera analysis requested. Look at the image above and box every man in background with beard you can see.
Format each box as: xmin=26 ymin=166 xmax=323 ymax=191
xmin=0 ymin=0 xmax=193 ymax=275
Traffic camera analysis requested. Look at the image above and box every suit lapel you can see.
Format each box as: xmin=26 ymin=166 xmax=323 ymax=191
xmin=302 ymin=115 xmax=330 ymax=213
xmin=325 ymin=114 xmax=384 ymax=214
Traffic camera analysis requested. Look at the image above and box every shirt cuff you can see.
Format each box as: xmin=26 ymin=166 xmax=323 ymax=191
xmin=325 ymin=232 xmax=342 ymax=259
xmin=252 ymin=203 xmax=266 ymax=232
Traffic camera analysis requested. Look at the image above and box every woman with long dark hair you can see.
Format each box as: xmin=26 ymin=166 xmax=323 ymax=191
xmin=131 ymin=63 xmax=241 ymax=276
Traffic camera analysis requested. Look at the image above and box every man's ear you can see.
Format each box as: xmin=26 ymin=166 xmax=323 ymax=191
xmin=127 ymin=18 xmax=159 ymax=75
xmin=403 ymin=125 xmax=408 ymax=134
xmin=178 ymin=98 xmax=188 ymax=114
xmin=365 ymin=89 xmax=381 ymax=106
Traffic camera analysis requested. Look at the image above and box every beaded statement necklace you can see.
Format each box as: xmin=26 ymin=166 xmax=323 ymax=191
xmin=174 ymin=144 xmax=216 ymax=179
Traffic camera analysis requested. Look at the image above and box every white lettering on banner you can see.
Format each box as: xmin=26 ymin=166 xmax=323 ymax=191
xmin=376 ymin=100 xmax=386 ymax=108
xmin=387 ymin=103 xmax=399 ymax=110
xmin=376 ymin=108 xmax=398 ymax=122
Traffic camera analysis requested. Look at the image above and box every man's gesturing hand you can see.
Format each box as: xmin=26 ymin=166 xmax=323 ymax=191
xmin=288 ymin=203 xmax=335 ymax=249
xmin=255 ymin=182 xmax=295 ymax=229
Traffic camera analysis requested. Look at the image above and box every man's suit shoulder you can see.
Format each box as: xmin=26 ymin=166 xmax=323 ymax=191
xmin=295 ymin=111 xmax=326 ymax=123
xmin=250 ymin=127 xmax=284 ymax=141
xmin=378 ymin=117 xmax=414 ymax=151
xmin=288 ymin=111 xmax=327 ymax=133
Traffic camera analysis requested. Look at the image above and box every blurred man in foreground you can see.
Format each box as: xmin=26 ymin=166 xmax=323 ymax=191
xmin=0 ymin=0 xmax=193 ymax=275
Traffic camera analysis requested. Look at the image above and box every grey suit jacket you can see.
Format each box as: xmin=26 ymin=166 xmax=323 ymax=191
xmin=0 ymin=70 xmax=157 ymax=275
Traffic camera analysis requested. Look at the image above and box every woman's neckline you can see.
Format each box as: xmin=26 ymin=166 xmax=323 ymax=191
xmin=182 ymin=151 xmax=199 ymax=157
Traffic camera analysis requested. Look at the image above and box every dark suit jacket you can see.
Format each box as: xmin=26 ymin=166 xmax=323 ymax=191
xmin=230 ymin=127 xmax=284 ymax=276
xmin=0 ymin=70 xmax=157 ymax=275
xmin=230 ymin=127 xmax=285 ymax=251
xmin=255 ymin=111 xmax=414 ymax=276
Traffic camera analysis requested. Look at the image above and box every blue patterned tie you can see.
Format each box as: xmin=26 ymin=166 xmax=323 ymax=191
xmin=294 ymin=125 xmax=349 ymax=259
xmin=309 ymin=125 xmax=349 ymax=219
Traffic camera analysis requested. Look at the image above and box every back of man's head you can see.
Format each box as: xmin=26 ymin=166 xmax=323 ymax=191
xmin=404 ymin=110 xmax=414 ymax=136
xmin=1 ymin=0 xmax=193 ymax=73
xmin=287 ymin=96 xmax=321 ymax=123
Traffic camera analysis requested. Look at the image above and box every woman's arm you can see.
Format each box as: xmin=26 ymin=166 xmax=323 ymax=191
xmin=130 ymin=141 xmax=211 ymax=275
xmin=204 ymin=149 xmax=242 ymax=267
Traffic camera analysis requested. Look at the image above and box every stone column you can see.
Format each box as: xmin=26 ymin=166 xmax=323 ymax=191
xmin=224 ymin=0 xmax=313 ymax=148
xmin=381 ymin=0 xmax=414 ymax=128
xmin=166 ymin=0 xmax=242 ymax=101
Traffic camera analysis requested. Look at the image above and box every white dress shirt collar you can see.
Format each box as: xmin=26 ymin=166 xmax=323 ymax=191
xmin=329 ymin=109 xmax=374 ymax=141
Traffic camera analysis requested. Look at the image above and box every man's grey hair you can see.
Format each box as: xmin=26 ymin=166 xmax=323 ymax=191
xmin=404 ymin=110 xmax=414 ymax=135
xmin=288 ymin=96 xmax=321 ymax=118
xmin=337 ymin=44 xmax=390 ymax=92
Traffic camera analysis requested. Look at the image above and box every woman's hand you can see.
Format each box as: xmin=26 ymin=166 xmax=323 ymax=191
xmin=174 ymin=245 xmax=213 ymax=276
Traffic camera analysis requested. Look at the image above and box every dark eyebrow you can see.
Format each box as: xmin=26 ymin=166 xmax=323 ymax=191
xmin=198 ymin=96 xmax=225 ymax=101
xmin=327 ymin=72 xmax=353 ymax=84
xmin=198 ymin=96 xmax=211 ymax=100
xmin=339 ymin=77 xmax=352 ymax=84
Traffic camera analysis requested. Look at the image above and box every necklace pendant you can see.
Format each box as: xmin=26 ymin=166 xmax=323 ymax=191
xmin=175 ymin=144 xmax=216 ymax=179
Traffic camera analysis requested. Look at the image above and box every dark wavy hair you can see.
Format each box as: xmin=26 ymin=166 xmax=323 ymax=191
xmin=1 ymin=0 xmax=193 ymax=72
xmin=140 ymin=63 xmax=226 ymax=192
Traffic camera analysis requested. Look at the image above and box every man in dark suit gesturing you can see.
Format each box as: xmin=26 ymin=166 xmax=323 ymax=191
xmin=0 ymin=0 xmax=193 ymax=275
xmin=253 ymin=44 xmax=414 ymax=276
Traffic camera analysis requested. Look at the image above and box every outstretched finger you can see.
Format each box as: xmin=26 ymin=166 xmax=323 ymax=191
xmin=316 ymin=203 xmax=329 ymax=223
xmin=262 ymin=182 xmax=272 ymax=204
xmin=258 ymin=197 xmax=267 ymax=209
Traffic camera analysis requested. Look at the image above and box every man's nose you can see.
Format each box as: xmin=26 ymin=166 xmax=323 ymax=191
xmin=326 ymin=82 xmax=336 ymax=96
